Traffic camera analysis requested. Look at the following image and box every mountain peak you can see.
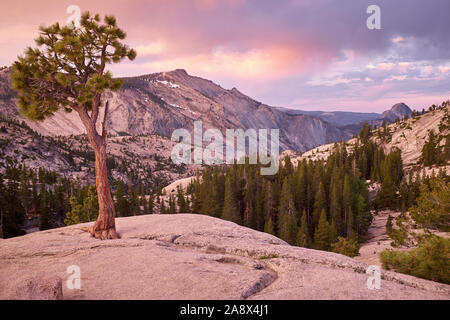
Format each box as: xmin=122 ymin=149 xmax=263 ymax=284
xmin=381 ymin=102 xmax=412 ymax=121
xmin=169 ymin=68 xmax=189 ymax=76
xmin=391 ymin=102 xmax=411 ymax=112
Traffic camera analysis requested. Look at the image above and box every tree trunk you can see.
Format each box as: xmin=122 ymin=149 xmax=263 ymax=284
xmin=90 ymin=142 xmax=118 ymax=239
xmin=76 ymin=101 xmax=118 ymax=240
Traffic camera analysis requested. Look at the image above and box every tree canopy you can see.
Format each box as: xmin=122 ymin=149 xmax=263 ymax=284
xmin=11 ymin=12 xmax=136 ymax=122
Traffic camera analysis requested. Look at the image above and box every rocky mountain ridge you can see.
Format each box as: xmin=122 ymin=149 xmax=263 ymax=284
xmin=0 ymin=67 xmax=407 ymax=153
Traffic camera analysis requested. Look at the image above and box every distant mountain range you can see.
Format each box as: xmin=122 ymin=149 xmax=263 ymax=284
xmin=276 ymin=102 xmax=412 ymax=127
xmin=0 ymin=67 xmax=412 ymax=153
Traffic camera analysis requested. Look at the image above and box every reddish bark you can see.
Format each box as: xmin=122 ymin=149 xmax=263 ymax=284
xmin=75 ymin=101 xmax=118 ymax=240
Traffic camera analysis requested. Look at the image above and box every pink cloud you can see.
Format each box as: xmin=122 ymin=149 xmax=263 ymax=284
xmin=378 ymin=62 xmax=395 ymax=71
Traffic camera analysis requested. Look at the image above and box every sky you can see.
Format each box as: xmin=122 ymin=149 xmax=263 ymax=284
xmin=1 ymin=0 xmax=449 ymax=112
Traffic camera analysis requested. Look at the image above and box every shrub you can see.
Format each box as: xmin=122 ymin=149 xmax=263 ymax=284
xmin=380 ymin=235 xmax=450 ymax=284
xmin=387 ymin=213 xmax=412 ymax=247
xmin=331 ymin=234 xmax=360 ymax=257
xmin=409 ymin=177 xmax=450 ymax=232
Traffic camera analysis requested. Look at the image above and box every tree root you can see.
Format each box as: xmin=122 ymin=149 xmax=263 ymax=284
xmin=78 ymin=226 xmax=119 ymax=240
xmin=90 ymin=226 xmax=119 ymax=240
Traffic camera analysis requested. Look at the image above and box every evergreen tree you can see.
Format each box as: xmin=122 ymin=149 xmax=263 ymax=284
xmin=264 ymin=217 xmax=275 ymax=236
xmin=82 ymin=185 xmax=99 ymax=222
xmin=329 ymin=175 xmax=343 ymax=235
xmin=0 ymin=174 xmax=26 ymax=238
xmin=160 ymin=199 xmax=166 ymax=214
xmin=329 ymin=219 xmax=338 ymax=245
xmin=421 ymin=130 xmax=439 ymax=166
xmin=129 ymin=186 xmax=140 ymax=215
xmin=312 ymin=182 xmax=327 ymax=229
xmin=222 ymin=175 xmax=241 ymax=224
xmin=295 ymin=162 xmax=307 ymax=217
xmin=39 ymin=186 xmax=50 ymax=230
xmin=19 ymin=164 xmax=32 ymax=213
xmin=114 ymin=181 xmax=130 ymax=217
xmin=147 ymin=195 xmax=154 ymax=215
xmin=296 ymin=210 xmax=310 ymax=247
xmin=11 ymin=12 xmax=136 ymax=239
xmin=168 ymin=194 xmax=177 ymax=214
xmin=277 ymin=178 xmax=298 ymax=245
xmin=255 ymin=179 xmax=265 ymax=231
xmin=31 ymin=172 xmax=39 ymax=211
xmin=376 ymin=174 xmax=397 ymax=209
xmin=342 ymin=174 xmax=352 ymax=234
xmin=409 ymin=177 xmax=449 ymax=232
xmin=65 ymin=196 xmax=82 ymax=225
xmin=176 ymin=186 xmax=188 ymax=213
xmin=314 ymin=209 xmax=331 ymax=250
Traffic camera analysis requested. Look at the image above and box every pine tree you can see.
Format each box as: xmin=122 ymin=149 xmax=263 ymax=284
xmin=296 ymin=210 xmax=310 ymax=247
xmin=19 ymin=164 xmax=31 ymax=213
xmin=147 ymin=195 xmax=154 ymax=215
xmin=129 ymin=186 xmax=140 ymax=215
xmin=11 ymin=12 xmax=136 ymax=239
xmin=191 ymin=177 xmax=202 ymax=213
xmin=409 ymin=177 xmax=449 ymax=232
xmin=346 ymin=206 xmax=354 ymax=239
xmin=264 ymin=217 xmax=275 ymax=236
xmin=329 ymin=219 xmax=338 ymax=245
xmin=421 ymin=130 xmax=438 ymax=166
xmin=295 ymin=162 xmax=307 ymax=217
xmin=243 ymin=170 xmax=257 ymax=229
xmin=114 ymin=181 xmax=130 ymax=217
xmin=176 ymin=186 xmax=187 ymax=213
xmin=277 ymin=178 xmax=298 ymax=245
xmin=0 ymin=174 xmax=26 ymax=238
xmin=168 ymin=194 xmax=177 ymax=214
xmin=376 ymin=174 xmax=397 ymax=210
xmin=329 ymin=174 xmax=343 ymax=235
xmin=222 ymin=175 xmax=241 ymax=224
xmin=82 ymin=185 xmax=99 ymax=222
xmin=312 ymin=182 xmax=326 ymax=229
xmin=39 ymin=186 xmax=50 ymax=230
xmin=31 ymin=172 xmax=39 ymax=212
xmin=255 ymin=179 xmax=265 ymax=231
xmin=65 ymin=196 xmax=82 ymax=225
xmin=342 ymin=174 xmax=352 ymax=233
xmin=314 ymin=209 xmax=330 ymax=250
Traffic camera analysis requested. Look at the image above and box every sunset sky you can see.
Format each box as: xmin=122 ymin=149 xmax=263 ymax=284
xmin=1 ymin=0 xmax=449 ymax=112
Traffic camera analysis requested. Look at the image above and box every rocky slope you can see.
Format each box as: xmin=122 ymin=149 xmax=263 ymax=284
xmin=0 ymin=116 xmax=197 ymax=187
xmin=285 ymin=105 xmax=449 ymax=172
xmin=0 ymin=214 xmax=449 ymax=300
xmin=355 ymin=209 xmax=450 ymax=267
